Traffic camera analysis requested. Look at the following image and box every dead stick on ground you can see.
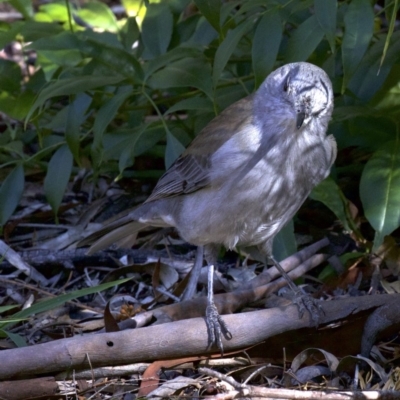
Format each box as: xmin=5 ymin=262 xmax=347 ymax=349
xmin=0 ymin=294 xmax=398 ymax=380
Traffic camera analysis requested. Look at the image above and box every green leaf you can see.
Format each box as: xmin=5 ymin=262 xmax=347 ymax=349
xmin=38 ymin=49 xmax=82 ymax=70
xmin=0 ymin=20 xmax=63 ymax=49
xmin=77 ymin=35 xmax=143 ymax=80
xmin=193 ymin=0 xmax=221 ymax=34
xmin=165 ymin=96 xmax=214 ymax=115
xmin=252 ymin=9 xmax=282 ymax=88
xmin=0 ymin=165 xmax=24 ymax=226
xmin=0 ymin=24 xmax=18 ymax=50
xmin=165 ymin=131 xmax=185 ymax=169
xmin=121 ymin=0 xmax=146 ymax=22
xmin=133 ymin=125 xmax=165 ymax=156
xmin=314 ymin=0 xmax=337 ymax=53
xmin=341 ymin=0 xmax=374 ymax=91
xmin=121 ymin=16 xmax=140 ymax=50
xmin=92 ymin=87 xmax=132 ymax=167
xmin=19 ymin=20 xmax=63 ymax=41
xmin=141 ymin=3 xmax=173 ymax=59
xmin=213 ymin=19 xmax=253 ymax=87
xmin=284 ymin=15 xmax=325 ymax=63
xmin=371 ymin=65 xmax=400 ymax=112
xmin=337 ymin=115 xmax=395 ymax=149
xmin=117 ymin=124 xmax=150 ymax=173
xmin=104 ymin=125 xmax=165 ymax=164
xmin=310 ymin=177 xmax=351 ymax=231
xmin=66 ymin=93 xmax=92 ymax=163
xmin=188 ymin=16 xmax=219 ymax=45
xmin=273 ymin=219 xmax=296 ymax=262
xmin=27 ymin=30 xmax=79 ymax=51
xmin=0 ymin=330 xmax=26 ymax=347
xmin=148 ymin=57 xmax=213 ymax=100
xmin=360 ymin=140 xmax=400 ymax=251
xmin=43 ymin=144 xmax=73 ymax=217
xmin=11 ymin=91 xmax=36 ymax=120
xmin=0 ymin=139 xmax=24 ymax=159
xmin=118 ymin=147 xmax=135 ymax=173
xmin=348 ymin=31 xmax=400 ymax=102
xmin=144 ymin=46 xmax=203 ymax=81
xmin=385 ymin=0 xmax=400 ymax=23
xmin=215 ymin=81 xmax=251 ymax=110
xmin=0 ymin=59 xmax=23 ymax=93
xmin=36 ymin=2 xmax=69 ymax=22
xmin=26 ymin=75 xmax=124 ymax=123
xmin=379 ymin=0 xmax=399 ymax=70
xmin=220 ymin=1 xmax=241 ymax=26
xmin=76 ymin=1 xmax=119 ymax=32
xmin=9 ymin=0 xmax=33 ymax=19
xmin=0 ymin=305 xmax=19 ymax=314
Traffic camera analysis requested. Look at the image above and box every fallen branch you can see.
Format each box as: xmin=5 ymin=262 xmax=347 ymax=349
xmin=0 ymin=376 xmax=58 ymax=400
xmin=0 ymin=293 xmax=398 ymax=380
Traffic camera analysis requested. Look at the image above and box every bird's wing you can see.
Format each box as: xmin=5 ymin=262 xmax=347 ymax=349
xmin=146 ymin=95 xmax=255 ymax=203
xmin=145 ymin=153 xmax=210 ymax=202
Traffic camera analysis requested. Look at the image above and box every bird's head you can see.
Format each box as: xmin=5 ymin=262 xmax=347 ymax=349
xmin=254 ymin=62 xmax=334 ymax=131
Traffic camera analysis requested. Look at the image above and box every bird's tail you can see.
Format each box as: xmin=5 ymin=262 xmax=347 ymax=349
xmin=78 ymin=209 xmax=146 ymax=255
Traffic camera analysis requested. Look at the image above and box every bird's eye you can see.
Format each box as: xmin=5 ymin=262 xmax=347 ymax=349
xmin=283 ymin=77 xmax=290 ymax=92
xmin=283 ymin=80 xmax=289 ymax=92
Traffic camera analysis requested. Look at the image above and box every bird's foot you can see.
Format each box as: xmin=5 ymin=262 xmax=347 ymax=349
xmin=268 ymin=255 xmax=324 ymax=325
xmin=291 ymin=288 xmax=324 ymax=326
xmin=205 ymin=302 xmax=233 ymax=355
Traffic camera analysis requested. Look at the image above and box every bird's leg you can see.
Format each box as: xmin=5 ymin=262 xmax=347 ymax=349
xmin=204 ymin=245 xmax=232 ymax=354
xmin=205 ymin=264 xmax=232 ymax=353
xmin=268 ymin=254 xmax=323 ymax=325
xmin=181 ymin=245 xmax=204 ymax=301
xmin=259 ymin=237 xmax=323 ymax=325
xmin=268 ymin=254 xmax=302 ymax=292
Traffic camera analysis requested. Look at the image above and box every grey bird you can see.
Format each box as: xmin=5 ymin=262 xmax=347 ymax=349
xmin=82 ymin=62 xmax=336 ymax=352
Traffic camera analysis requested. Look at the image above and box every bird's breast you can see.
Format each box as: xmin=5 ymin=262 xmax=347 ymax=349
xmin=176 ymin=125 xmax=334 ymax=248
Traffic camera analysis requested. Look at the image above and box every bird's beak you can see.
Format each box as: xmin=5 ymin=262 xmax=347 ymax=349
xmin=296 ymin=107 xmax=306 ymax=129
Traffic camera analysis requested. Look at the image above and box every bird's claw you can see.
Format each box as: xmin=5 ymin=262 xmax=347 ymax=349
xmin=205 ymin=302 xmax=232 ymax=354
xmin=292 ymin=289 xmax=324 ymax=326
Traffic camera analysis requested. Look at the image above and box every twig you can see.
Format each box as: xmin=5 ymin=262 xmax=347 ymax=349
xmin=0 ymin=240 xmax=49 ymax=286
xmin=199 ymin=367 xmax=400 ymax=399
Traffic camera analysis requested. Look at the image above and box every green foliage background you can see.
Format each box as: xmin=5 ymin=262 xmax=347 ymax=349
xmin=0 ymin=0 xmax=400 ymax=255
